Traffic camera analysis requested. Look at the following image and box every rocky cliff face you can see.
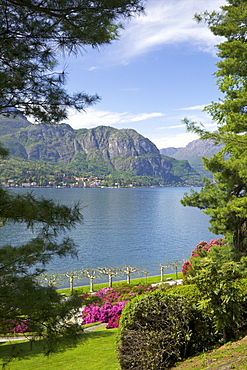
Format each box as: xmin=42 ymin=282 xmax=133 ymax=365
xmin=76 ymin=126 xmax=159 ymax=159
xmin=0 ymin=116 xmax=201 ymax=184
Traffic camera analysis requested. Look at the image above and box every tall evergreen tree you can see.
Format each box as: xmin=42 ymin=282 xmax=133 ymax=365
xmin=0 ymin=0 xmax=145 ymax=355
xmin=181 ymin=0 xmax=247 ymax=255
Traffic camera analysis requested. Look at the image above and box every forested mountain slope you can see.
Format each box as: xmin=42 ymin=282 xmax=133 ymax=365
xmin=0 ymin=115 xmax=202 ymax=186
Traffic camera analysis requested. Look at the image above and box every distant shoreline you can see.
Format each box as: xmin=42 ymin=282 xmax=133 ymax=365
xmin=1 ymin=184 xmax=195 ymax=189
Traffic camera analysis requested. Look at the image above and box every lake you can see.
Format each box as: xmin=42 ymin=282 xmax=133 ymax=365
xmin=0 ymin=187 xmax=218 ymax=284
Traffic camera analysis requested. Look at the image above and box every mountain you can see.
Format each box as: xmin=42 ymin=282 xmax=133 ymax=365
xmin=159 ymin=147 xmax=182 ymax=157
xmin=0 ymin=115 xmax=201 ymax=186
xmin=160 ymin=138 xmax=224 ymax=177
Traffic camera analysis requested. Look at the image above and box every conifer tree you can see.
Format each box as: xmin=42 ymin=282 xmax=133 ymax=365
xmin=0 ymin=189 xmax=83 ymax=353
xmin=0 ymin=0 xmax=145 ymax=355
xmin=182 ymin=0 xmax=247 ymax=255
xmin=0 ymin=0 xmax=145 ymax=123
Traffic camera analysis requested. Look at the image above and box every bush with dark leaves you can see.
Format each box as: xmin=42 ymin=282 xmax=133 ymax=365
xmin=118 ymin=291 xmax=216 ymax=370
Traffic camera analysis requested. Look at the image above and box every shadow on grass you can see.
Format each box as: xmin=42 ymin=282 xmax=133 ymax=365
xmin=0 ymin=328 xmax=116 ymax=366
xmin=83 ymin=328 xmax=117 ymax=341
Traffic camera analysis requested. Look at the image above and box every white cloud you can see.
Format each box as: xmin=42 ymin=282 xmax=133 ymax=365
xmin=67 ymin=0 xmax=226 ymax=69
xmin=152 ymin=120 xmax=218 ymax=149
xmin=67 ymin=110 xmax=201 ymax=149
xmin=88 ymin=66 xmax=98 ymax=71
xmin=203 ymin=122 xmax=218 ymax=129
xmin=177 ymin=104 xmax=206 ymax=111
xmin=130 ymin=112 xmax=165 ymax=122
xmin=114 ymin=0 xmax=225 ymax=61
xmin=66 ymin=108 xmax=216 ymax=149
xmin=67 ymin=108 xmax=165 ymax=129
xmin=161 ymin=124 xmax=185 ymax=129
xmin=155 ymin=109 xmax=215 ymax=129
xmin=153 ymin=132 xmax=200 ymax=149
xmin=153 ymin=110 xmax=218 ymax=146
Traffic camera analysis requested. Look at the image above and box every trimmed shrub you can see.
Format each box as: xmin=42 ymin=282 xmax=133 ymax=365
xmin=118 ymin=291 xmax=216 ymax=370
xmin=163 ymin=283 xmax=200 ymax=299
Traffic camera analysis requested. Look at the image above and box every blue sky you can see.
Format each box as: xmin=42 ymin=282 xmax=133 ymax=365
xmin=63 ymin=0 xmax=225 ymax=149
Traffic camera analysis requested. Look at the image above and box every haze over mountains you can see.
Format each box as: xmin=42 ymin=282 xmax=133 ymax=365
xmin=160 ymin=139 xmax=223 ymax=177
xmin=0 ymin=114 xmax=221 ymax=186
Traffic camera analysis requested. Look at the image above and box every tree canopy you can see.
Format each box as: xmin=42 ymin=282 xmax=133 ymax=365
xmin=0 ymin=0 xmax=145 ymax=123
xmin=182 ymin=0 xmax=247 ymax=255
xmin=0 ymin=189 xmax=84 ymax=354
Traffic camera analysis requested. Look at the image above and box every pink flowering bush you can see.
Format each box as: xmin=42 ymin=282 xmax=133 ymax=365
xmin=106 ymin=313 xmax=121 ymax=329
xmin=82 ymin=284 xmax=157 ymax=328
xmin=82 ymin=301 xmax=129 ymax=327
xmin=191 ymin=238 xmax=225 ymax=258
xmin=94 ymin=287 xmax=112 ymax=299
xmin=10 ymin=319 xmax=30 ymax=333
xmin=182 ymin=261 xmax=192 ymax=283
xmin=182 ymin=238 xmax=226 ymax=283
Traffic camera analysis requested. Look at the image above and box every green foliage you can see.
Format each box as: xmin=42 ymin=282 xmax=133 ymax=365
xmin=0 ymin=157 xmax=74 ymax=186
xmin=164 ymin=283 xmax=200 ymax=299
xmin=182 ymin=239 xmax=247 ymax=343
xmin=188 ymin=258 xmax=244 ymax=343
xmin=118 ymin=292 xmax=216 ymax=370
xmin=0 ymin=155 xmax=200 ymax=187
xmin=240 ymin=278 xmax=247 ymax=297
xmin=182 ymin=1 xmax=247 ymax=254
xmin=167 ymin=157 xmax=202 ymax=185
xmin=240 ymin=257 xmax=247 ymax=277
xmin=187 ymin=243 xmax=233 ymax=281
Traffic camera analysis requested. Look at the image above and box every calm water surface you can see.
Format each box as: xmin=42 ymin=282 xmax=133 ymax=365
xmin=1 ymin=187 xmax=218 ymax=283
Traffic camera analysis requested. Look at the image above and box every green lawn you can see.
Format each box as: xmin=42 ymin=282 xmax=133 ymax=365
xmin=0 ymin=326 xmax=120 ymax=370
xmin=0 ymin=274 xmax=183 ymax=369
xmin=1 ymin=274 xmax=246 ymax=370
xmin=57 ymin=273 xmax=182 ymax=296
xmin=2 ymin=326 xmax=247 ymax=370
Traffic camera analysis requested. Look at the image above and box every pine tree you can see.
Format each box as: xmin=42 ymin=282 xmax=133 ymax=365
xmin=0 ymin=188 xmax=84 ymax=353
xmin=0 ymin=0 xmax=145 ymax=356
xmin=0 ymin=0 xmax=145 ymax=123
xmin=182 ymin=0 xmax=247 ymax=255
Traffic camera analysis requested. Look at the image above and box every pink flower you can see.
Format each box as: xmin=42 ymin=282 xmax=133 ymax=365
xmin=10 ymin=319 xmax=30 ymax=333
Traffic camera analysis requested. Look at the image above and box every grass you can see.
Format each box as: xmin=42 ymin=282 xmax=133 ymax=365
xmin=0 ymin=274 xmax=182 ymax=369
xmin=1 ymin=272 xmax=247 ymax=370
xmin=2 ymin=326 xmax=247 ymax=370
xmin=0 ymin=326 xmax=120 ymax=370
xmin=57 ymin=273 xmax=182 ymax=296
xmin=170 ymin=335 xmax=247 ymax=370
